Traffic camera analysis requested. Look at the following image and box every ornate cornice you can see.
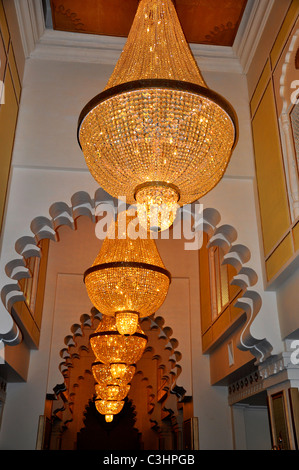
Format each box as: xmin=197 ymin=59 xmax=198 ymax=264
xmin=228 ymin=370 xmax=263 ymax=405
xmin=228 ymin=346 xmax=299 ymax=405
xmin=13 ymin=0 xmax=274 ymax=74
xmin=258 ymin=347 xmax=299 ymax=391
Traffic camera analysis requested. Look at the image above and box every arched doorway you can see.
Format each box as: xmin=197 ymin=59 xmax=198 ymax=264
xmin=77 ymin=398 xmax=141 ymax=450
xmin=44 ymin=306 xmax=186 ymax=451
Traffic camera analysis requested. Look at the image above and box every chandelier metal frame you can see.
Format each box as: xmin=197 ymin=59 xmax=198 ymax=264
xmin=89 ymin=329 xmax=148 ymax=342
xmin=84 ymin=261 xmax=172 ymax=283
xmin=78 ymin=78 xmax=238 ymax=160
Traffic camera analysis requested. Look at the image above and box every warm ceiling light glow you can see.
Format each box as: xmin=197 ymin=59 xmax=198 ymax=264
xmin=95 ymin=383 xmax=130 ymax=401
xmin=135 ymin=183 xmax=180 ymax=232
xmin=110 ymin=363 xmax=131 ymax=380
xmin=105 ymin=415 xmax=114 ymax=423
xmin=89 ymin=315 xmax=148 ymax=365
xmin=84 ymin=214 xmax=171 ymax=335
xmin=78 ymin=0 xmax=238 ymax=231
xmin=92 ymin=362 xmax=136 ymax=384
xmin=115 ymin=312 xmax=139 ymax=336
xmin=95 ymin=399 xmax=124 ymax=417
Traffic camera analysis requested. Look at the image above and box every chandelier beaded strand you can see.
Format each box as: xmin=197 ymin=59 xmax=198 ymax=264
xmin=78 ymin=0 xmax=238 ymax=232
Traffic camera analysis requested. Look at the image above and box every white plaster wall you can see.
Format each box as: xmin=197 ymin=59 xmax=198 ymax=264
xmin=203 ymin=71 xmax=255 ymax=179
xmin=232 ymin=404 xmax=272 ymax=450
xmin=244 ymin=406 xmax=272 ymax=450
xmin=201 ymin=71 xmax=282 ymax=358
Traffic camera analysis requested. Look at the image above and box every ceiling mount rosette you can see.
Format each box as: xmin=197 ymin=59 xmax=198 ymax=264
xmin=78 ymin=0 xmax=238 ymax=231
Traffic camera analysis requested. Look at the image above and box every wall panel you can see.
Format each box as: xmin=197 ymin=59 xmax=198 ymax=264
xmin=250 ymin=1 xmax=299 ymax=286
xmin=252 ymin=82 xmax=291 ymax=258
xmin=266 ymin=233 xmax=293 ymax=281
xmin=0 ymin=0 xmax=21 ymax=233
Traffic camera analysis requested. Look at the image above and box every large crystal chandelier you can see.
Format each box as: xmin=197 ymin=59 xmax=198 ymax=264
xmin=78 ymin=0 xmax=238 ymax=231
xmin=84 ymin=214 xmax=171 ymax=335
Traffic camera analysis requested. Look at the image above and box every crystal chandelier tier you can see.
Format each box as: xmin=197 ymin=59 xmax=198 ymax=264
xmin=92 ymin=362 xmax=136 ymax=385
xmin=95 ymin=398 xmax=125 ymax=423
xmin=78 ymin=0 xmax=238 ymax=231
xmin=84 ymin=214 xmax=171 ymax=335
xmin=89 ymin=315 xmax=148 ymax=365
xmin=95 ymin=383 xmax=130 ymax=401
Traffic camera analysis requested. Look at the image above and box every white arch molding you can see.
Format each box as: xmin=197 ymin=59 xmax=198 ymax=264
xmin=0 ymin=188 xmax=273 ymax=364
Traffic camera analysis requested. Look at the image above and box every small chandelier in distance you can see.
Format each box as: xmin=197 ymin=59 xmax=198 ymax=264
xmin=92 ymin=362 xmax=136 ymax=385
xmin=95 ymin=398 xmax=125 ymax=423
xmin=78 ymin=0 xmax=238 ymax=232
xmin=95 ymin=383 xmax=130 ymax=402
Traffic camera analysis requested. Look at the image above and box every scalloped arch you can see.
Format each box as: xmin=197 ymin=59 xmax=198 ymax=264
xmin=0 ymin=189 xmax=273 ymax=363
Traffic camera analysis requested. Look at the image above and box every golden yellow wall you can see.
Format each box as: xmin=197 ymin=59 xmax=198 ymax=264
xmin=198 ymin=233 xmax=254 ymax=384
xmin=199 ymin=233 xmax=245 ymax=354
xmin=250 ymin=1 xmax=299 ymax=285
xmin=0 ymin=0 xmax=21 ymax=233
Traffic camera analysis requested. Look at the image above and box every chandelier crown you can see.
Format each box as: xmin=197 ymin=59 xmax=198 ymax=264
xmin=104 ymin=0 xmax=207 ymax=90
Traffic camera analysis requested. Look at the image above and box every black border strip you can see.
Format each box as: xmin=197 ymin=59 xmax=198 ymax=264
xmin=84 ymin=261 xmax=172 ymax=283
xmin=77 ymin=78 xmax=239 ymax=149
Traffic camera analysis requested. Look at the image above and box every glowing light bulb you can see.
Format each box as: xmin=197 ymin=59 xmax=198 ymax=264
xmin=115 ymin=312 xmax=139 ymax=336
xmin=110 ymin=363 xmax=128 ymax=379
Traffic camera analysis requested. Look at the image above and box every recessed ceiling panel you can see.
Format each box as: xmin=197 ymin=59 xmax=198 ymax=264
xmin=50 ymin=0 xmax=248 ymax=46
xmin=175 ymin=0 xmax=248 ymax=45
